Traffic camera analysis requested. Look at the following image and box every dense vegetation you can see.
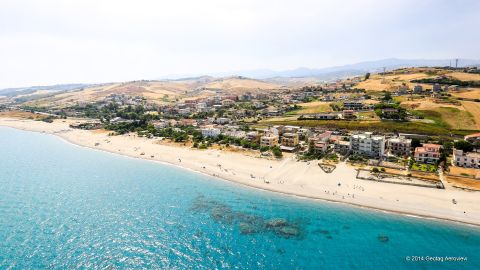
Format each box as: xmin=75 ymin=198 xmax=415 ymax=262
xmin=411 ymin=77 xmax=480 ymax=87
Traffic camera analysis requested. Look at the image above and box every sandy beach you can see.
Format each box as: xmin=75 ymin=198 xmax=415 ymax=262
xmin=2 ymin=117 xmax=480 ymax=226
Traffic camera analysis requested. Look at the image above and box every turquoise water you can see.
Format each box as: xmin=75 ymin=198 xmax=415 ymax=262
xmin=0 ymin=127 xmax=479 ymax=270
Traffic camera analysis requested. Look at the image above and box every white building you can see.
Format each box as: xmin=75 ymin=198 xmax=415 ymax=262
xmin=201 ymin=127 xmax=221 ymax=138
xmin=387 ymin=136 xmax=412 ymax=156
xmin=349 ymin=132 xmax=385 ymax=157
xmin=453 ymin=149 xmax=480 ymax=168
xmin=215 ymin=117 xmax=230 ymax=124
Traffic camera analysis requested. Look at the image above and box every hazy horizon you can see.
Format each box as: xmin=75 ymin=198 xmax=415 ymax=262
xmin=1 ymin=0 xmax=479 ymax=89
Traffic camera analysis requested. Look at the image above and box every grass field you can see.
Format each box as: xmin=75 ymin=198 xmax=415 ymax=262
xmin=414 ymin=107 xmax=476 ymax=130
xmin=286 ymin=101 xmax=332 ymax=115
xmin=461 ymin=101 xmax=480 ymax=129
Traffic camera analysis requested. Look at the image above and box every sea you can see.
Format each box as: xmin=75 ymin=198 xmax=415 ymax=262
xmin=0 ymin=126 xmax=479 ymax=270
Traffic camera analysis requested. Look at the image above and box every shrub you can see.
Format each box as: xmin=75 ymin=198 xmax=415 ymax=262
xmin=271 ymin=146 xmax=283 ymax=158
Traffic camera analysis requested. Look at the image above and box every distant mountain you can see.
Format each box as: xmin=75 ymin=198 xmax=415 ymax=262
xmin=235 ymin=58 xmax=480 ymax=80
xmin=0 ymin=83 xmax=92 ymax=97
xmin=159 ymin=58 xmax=480 ymax=81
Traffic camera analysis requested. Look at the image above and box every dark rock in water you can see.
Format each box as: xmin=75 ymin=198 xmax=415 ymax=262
xmin=326 ymin=235 xmax=333 ymax=240
xmin=276 ymin=248 xmax=286 ymax=254
xmin=277 ymin=226 xmax=300 ymax=238
xmin=265 ymin=218 xmax=288 ymax=228
xmin=378 ymin=235 xmax=389 ymax=243
xmin=239 ymin=222 xmax=261 ymax=235
xmin=210 ymin=206 xmax=235 ymax=224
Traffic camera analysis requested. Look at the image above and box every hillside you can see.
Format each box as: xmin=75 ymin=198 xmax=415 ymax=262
xmin=354 ymin=67 xmax=480 ymax=93
xmin=259 ymin=67 xmax=480 ymax=135
xmin=20 ymin=77 xmax=286 ymax=108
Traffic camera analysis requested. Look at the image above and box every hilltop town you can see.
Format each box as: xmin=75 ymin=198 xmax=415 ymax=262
xmin=2 ymin=66 xmax=480 ymax=191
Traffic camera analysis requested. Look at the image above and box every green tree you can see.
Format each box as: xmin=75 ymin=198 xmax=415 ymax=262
xmin=271 ymin=146 xmax=283 ymax=158
xmin=454 ymin=140 xmax=473 ymax=152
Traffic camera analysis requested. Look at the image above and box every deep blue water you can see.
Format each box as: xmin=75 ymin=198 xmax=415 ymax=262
xmin=0 ymin=127 xmax=479 ymax=270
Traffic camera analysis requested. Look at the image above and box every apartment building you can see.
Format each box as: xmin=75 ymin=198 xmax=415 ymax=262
xmin=414 ymin=144 xmax=441 ymax=164
xmin=349 ymin=132 xmax=385 ymax=157
xmin=260 ymin=134 xmax=279 ymax=147
xmin=281 ymin=133 xmax=299 ymax=147
xmin=453 ymin=149 xmax=480 ymax=168
xmin=387 ymin=136 xmax=412 ymax=156
xmin=201 ymin=127 xmax=221 ymax=138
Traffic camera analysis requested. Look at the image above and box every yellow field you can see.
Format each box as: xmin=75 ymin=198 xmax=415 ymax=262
xmin=449 ymin=72 xmax=480 ymax=81
xmin=445 ymin=175 xmax=480 ymax=190
xmin=23 ymin=77 xmax=283 ymax=108
xmin=355 ymin=72 xmax=433 ymax=92
xmin=461 ymin=101 xmax=480 ymax=129
xmin=355 ymin=69 xmax=480 ymax=92
xmin=451 ymin=88 xmax=480 ymax=99
xmin=290 ymin=101 xmax=332 ymax=114
xmin=401 ymin=98 xmax=460 ymax=110
xmin=204 ymin=78 xmax=281 ymax=94
xmin=0 ymin=111 xmax=47 ymax=120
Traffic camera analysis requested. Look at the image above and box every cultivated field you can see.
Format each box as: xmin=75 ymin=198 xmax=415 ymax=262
xmin=288 ymin=101 xmax=332 ymax=115
xmin=451 ymin=88 xmax=480 ymax=99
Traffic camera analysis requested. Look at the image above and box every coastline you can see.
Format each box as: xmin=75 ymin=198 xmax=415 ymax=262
xmin=2 ymin=117 xmax=480 ymax=227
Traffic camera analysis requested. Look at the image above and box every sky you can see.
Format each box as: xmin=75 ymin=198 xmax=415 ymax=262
xmin=1 ymin=0 xmax=479 ymax=89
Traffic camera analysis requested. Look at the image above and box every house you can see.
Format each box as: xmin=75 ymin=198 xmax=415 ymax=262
xmin=343 ymin=101 xmax=364 ymax=110
xmin=465 ymin=133 xmax=480 ymax=144
xmin=201 ymin=127 xmax=221 ymax=138
xmin=178 ymin=119 xmax=197 ymax=127
xmin=221 ymin=99 xmax=235 ymax=106
xmin=310 ymin=131 xmax=332 ymax=144
xmin=387 ymin=136 xmax=412 ymax=156
xmin=432 ymin=83 xmax=442 ymax=92
xmin=413 ymin=85 xmax=423 ymax=94
xmin=350 ymin=132 xmax=385 ymax=157
xmin=334 ymin=141 xmax=350 ymax=155
xmin=453 ymin=149 xmax=480 ymax=168
xmin=177 ymin=108 xmax=191 ymax=116
xmin=312 ymin=113 xmax=339 ymax=120
xmin=381 ymin=108 xmax=398 ymax=116
xmin=215 ymin=117 xmax=230 ymax=124
xmin=151 ymin=120 xmax=168 ymax=129
xmin=342 ymin=110 xmax=355 ymax=119
xmin=414 ymin=144 xmax=441 ymax=164
xmin=260 ymin=134 xmax=279 ymax=147
xmin=246 ymin=131 xmax=260 ymax=142
xmin=281 ymin=133 xmax=299 ymax=147
xmin=314 ymin=141 xmax=328 ymax=153
xmin=222 ymin=129 xmax=246 ymax=139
